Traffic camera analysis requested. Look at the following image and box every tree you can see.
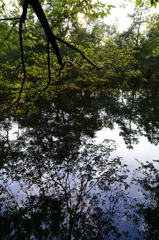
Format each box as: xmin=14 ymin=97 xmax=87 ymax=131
xmin=131 ymin=159 xmax=159 ymax=239
xmin=136 ymin=0 xmax=159 ymax=7
xmin=0 ymin=108 xmax=130 ymax=239
xmin=0 ymin=0 xmax=116 ymax=115
xmin=0 ymin=0 xmax=114 ymax=68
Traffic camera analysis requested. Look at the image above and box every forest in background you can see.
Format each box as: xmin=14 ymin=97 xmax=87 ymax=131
xmin=0 ymin=1 xmax=159 ymax=239
xmin=0 ymin=0 xmax=159 ymax=115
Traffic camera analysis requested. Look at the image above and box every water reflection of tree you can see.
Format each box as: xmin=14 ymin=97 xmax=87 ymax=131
xmin=98 ymin=89 xmax=159 ymax=148
xmin=137 ymin=93 xmax=159 ymax=146
xmin=1 ymin=89 xmax=159 ymax=150
xmin=0 ymin=129 xmax=130 ymax=239
xmin=131 ymin=160 xmax=159 ymax=240
xmin=1 ymin=90 xmax=159 ymax=239
xmin=115 ymin=88 xmax=139 ymax=149
xmin=0 ymin=196 xmax=62 ymax=240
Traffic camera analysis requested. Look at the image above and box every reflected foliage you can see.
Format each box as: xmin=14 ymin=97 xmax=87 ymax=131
xmin=131 ymin=160 xmax=159 ymax=240
xmin=1 ymin=88 xmax=159 ymax=149
xmin=0 ymin=135 xmax=129 ymax=239
xmin=0 ymin=91 xmax=131 ymax=239
xmin=0 ymin=197 xmax=62 ymax=240
xmin=0 ymin=90 xmax=159 ymax=239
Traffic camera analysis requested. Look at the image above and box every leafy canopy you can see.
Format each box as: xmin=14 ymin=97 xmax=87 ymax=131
xmin=136 ymin=0 xmax=159 ymax=7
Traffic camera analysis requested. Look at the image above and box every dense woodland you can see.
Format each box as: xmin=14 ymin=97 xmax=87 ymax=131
xmin=0 ymin=0 xmax=159 ymax=115
xmin=0 ymin=1 xmax=159 ymax=239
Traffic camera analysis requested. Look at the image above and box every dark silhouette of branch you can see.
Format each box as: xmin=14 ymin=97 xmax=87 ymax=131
xmin=15 ymin=18 xmax=26 ymax=111
xmin=1 ymin=0 xmax=119 ymax=70
xmin=56 ymin=36 xmax=104 ymax=69
xmin=0 ymin=18 xmax=20 ymax=21
xmin=0 ymin=0 xmax=120 ymax=116
xmin=47 ymin=39 xmax=51 ymax=85
xmin=21 ymin=0 xmax=29 ymax=23
xmin=0 ymin=21 xmax=19 ymax=45
xmin=25 ymin=0 xmax=62 ymax=65
xmin=0 ymin=18 xmax=27 ymax=117
xmin=22 ymin=0 xmax=118 ymax=69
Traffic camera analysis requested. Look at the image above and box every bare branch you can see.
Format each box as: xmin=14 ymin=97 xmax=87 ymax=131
xmin=21 ymin=0 xmax=29 ymax=23
xmin=0 ymin=18 xmax=20 ymax=21
xmin=55 ymin=35 xmax=104 ymax=69
xmin=55 ymin=35 xmax=119 ymax=69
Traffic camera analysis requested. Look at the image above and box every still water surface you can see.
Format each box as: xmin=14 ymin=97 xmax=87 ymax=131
xmin=0 ymin=90 xmax=159 ymax=239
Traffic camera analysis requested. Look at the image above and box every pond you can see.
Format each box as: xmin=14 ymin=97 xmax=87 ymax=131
xmin=0 ymin=89 xmax=159 ymax=240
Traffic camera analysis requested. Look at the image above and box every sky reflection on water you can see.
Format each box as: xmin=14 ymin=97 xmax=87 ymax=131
xmin=0 ymin=90 xmax=159 ymax=240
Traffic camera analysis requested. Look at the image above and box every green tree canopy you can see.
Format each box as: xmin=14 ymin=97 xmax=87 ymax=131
xmin=0 ymin=0 xmax=114 ymax=67
xmin=136 ymin=0 xmax=159 ymax=7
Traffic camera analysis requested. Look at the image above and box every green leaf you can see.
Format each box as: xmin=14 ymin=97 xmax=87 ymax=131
xmin=136 ymin=0 xmax=142 ymax=5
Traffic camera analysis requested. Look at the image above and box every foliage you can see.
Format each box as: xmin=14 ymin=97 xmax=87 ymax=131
xmin=1 ymin=1 xmax=159 ymax=238
xmin=0 ymin=0 xmax=159 ymax=116
xmin=131 ymin=159 xmax=159 ymax=239
xmin=136 ymin=0 xmax=159 ymax=7
xmin=0 ymin=110 xmax=130 ymax=239
xmin=0 ymin=89 xmax=159 ymax=238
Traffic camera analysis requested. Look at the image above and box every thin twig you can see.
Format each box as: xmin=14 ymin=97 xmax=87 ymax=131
xmin=15 ymin=19 xmax=27 ymax=111
xmin=47 ymin=39 xmax=51 ymax=85
xmin=0 ymin=18 xmax=20 ymax=21
xmin=55 ymin=35 xmax=119 ymax=69
xmin=0 ymin=21 xmax=19 ymax=44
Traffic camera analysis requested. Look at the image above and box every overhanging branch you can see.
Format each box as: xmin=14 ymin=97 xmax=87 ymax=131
xmin=0 ymin=18 xmax=20 ymax=21
xmin=22 ymin=0 xmax=118 ymax=69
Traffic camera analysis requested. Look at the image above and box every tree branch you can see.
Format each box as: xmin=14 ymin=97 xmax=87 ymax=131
xmin=26 ymin=0 xmax=62 ymax=65
xmin=55 ymin=35 xmax=119 ymax=69
xmin=22 ymin=0 xmax=118 ymax=70
xmin=15 ymin=18 xmax=26 ymax=112
xmin=0 ymin=21 xmax=19 ymax=43
xmin=21 ymin=0 xmax=29 ymax=23
xmin=0 ymin=18 xmax=20 ymax=21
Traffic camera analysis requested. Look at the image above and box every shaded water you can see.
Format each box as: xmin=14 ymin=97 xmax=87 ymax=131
xmin=0 ymin=89 xmax=159 ymax=240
